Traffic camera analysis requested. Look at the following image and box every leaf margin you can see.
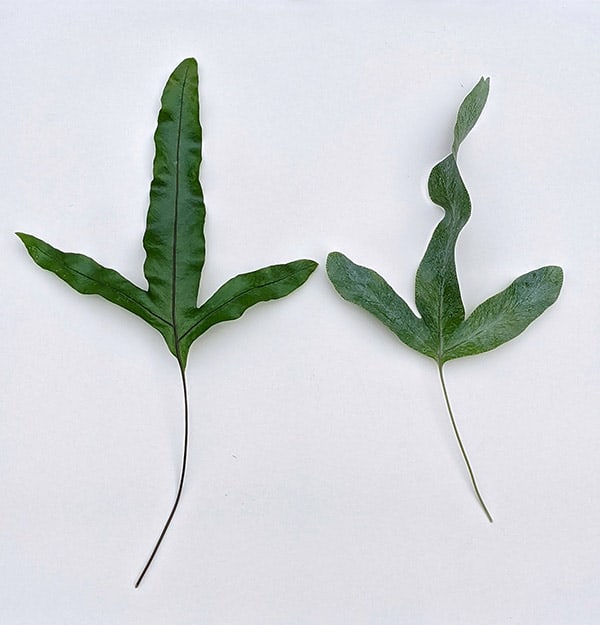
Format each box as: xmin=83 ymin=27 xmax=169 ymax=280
xmin=326 ymin=251 xmax=436 ymax=358
xmin=178 ymin=258 xmax=318 ymax=365
xmin=15 ymin=232 xmax=173 ymax=344
xmin=442 ymin=265 xmax=564 ymax=362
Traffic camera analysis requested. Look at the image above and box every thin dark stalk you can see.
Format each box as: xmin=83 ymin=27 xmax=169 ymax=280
xmin=437 ymin=363 xmax=493 ymax=523
xmin=135 ymin=359 xmax=189 ymax=587
xmin=136 ymin=74 xmax=190 ymax=587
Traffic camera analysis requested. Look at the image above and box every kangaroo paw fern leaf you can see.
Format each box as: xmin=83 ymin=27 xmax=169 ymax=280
xmin=17 ymin=58 xmax=317 ymax=586
xmin=326 ymin=77 xmax=563 ymax=522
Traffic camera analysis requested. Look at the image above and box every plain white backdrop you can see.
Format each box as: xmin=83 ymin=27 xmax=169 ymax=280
xmin=2 ymin=2 xmax=599 ymax=624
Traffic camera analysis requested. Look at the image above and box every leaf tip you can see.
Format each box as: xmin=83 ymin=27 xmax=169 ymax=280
xmin=293 ymin=258 xmax=318 ymax=277
xmin=451 ymin=76 xmax=491 ymax=157
xmin=171 ymin=58 xmax=198 ymax=81
xmin=326 ymin=250 xmax=345 ymax=262
xmin=325 ymin=251 xmax=346 ymax=273
xmin=537 ymin=265 xmax=564 ymax=293
xmin=548 ymin=264 xmax=564 ymax=289
xmin=179 ymin=57 xmax=197 ymax=68
xmin=297 ymin=258 xmax=319 ymax=281
xmin=15 ymin=231 xmax=32 ymax=247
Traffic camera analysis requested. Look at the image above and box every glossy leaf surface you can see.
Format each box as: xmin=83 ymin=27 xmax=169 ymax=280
xmin=17 ymin=58 xmax=317 ymax=585
xmin=17 ymin=58 xmax=317 ymax=367
xmin=15 ymin=232 xmax=170 ymax=338
xmin=142 ymin=58 xmax=206 ymax=337
xmin=179 ymin=259 xmax=317 ymax=357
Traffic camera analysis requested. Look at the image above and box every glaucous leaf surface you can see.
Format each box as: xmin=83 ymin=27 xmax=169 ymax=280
xmin=327 ymin=77 xmax=562 ymax=364
xmin=452 ymin=77 xmax=489 ymax=157
xmin=414 ymin=154 xmax=471 ymax=340
xmin=326 ymin=251 xmax=435 ymax=358
xmin=326 ymin=78 xmax=563 ymax=521
xmin=442 ymin=265 xmax=563 ymax=362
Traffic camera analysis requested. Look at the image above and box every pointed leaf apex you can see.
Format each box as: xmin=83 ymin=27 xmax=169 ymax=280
xmin=177 ymin=58 xmax=197 ymax=70
xmin=15 ymin=231 xmax=36 ymax=250
xmin=452 ymin=76 xmax=490 ymax=157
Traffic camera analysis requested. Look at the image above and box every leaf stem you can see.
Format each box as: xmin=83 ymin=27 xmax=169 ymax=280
xmin=135 ymin=359 xmax=189 ymax=587
xmin=437 ymin=363 xmax=493 ymax=523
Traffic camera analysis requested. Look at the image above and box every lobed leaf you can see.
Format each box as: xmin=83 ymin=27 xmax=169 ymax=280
xmin=324 ymin=76 xmax=562 ymax=523
xmin=442 ymin=266 xmax=563 ymax=362
xmin=18 ymin=59 xmax=317 ymax=367
xmin=17 ymin=57 xmax=318 ymax=587
xmin=178 ymin=260 xmax=317 ymax=364
xmin=326 ymin=252 xmax=436 ymax=358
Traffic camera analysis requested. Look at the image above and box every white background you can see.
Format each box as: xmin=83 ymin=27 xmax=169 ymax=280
xmin=2 ymin=2 xmax=599 ymax=624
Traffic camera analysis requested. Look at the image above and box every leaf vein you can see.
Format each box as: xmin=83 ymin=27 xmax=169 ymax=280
xmin=180 ymin=267 xmax=308 ymax=341
xmin=171 ymin=63 xmax=190 ymax=344
xmin=31 ymin=242 xmax=171 ymax=326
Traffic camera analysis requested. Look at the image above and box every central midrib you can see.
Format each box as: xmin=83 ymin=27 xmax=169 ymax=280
xmin=179 ymin=266 xmax=306 ymax=342
xmin=435 ymin=216 xmax=459 ymax=362
xmin=444 ymin=273 xmax=542 ymax=355
xmin=170 ymin=65 xmax=189 ymax=348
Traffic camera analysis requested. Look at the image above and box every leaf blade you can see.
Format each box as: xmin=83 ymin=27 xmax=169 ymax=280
xmin=142 ymin=58 xmax=206 ymax=332
xmin=178 ymin=259 xmax=317 ymax=363
xmin=415 ymin=154 xmax=470 ymax=344
xmin=442 ymin=265 xmax=563 ymax=361
xmin=452 ymin=77 xmax=490 ymax=157
xmin=415 ymin=78 xmax=489 ymax=356
xmin=326 ymin=252 xmax=436 ymax=358
xmin=16 ymin=232 xmax=172 ymax=340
